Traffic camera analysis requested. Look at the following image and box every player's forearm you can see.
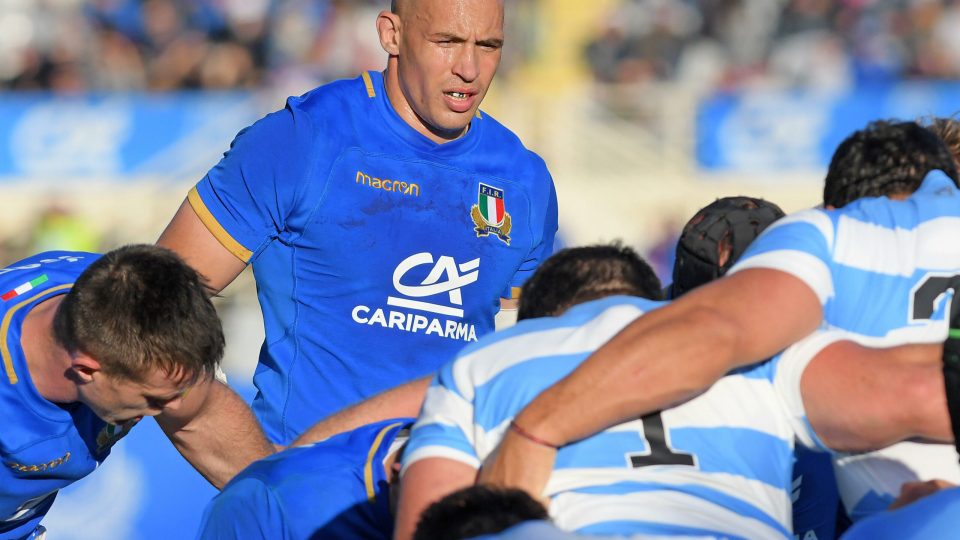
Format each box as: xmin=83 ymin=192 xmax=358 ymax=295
xmin=806 ymin=342 xmax=950 ymax=451
xmin=157 ymin=381 xmax=273 ymax=488
xmin=291 ymin=376 xmax=430 ymax=447
xmin=395 ymin=459 xmax=476 ymax=540
xmin=514 ymin=304 xmax=739 ymax=446
xmin=516 ymin=270 xmax=822 ymax=446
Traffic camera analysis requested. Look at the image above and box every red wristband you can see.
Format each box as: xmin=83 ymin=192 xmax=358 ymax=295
xmin=509 ymin=420 xmax=559 ymax=449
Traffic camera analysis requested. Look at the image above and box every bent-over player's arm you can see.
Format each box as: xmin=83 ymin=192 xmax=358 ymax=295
xmin=395 ymin=458 xmax=477 ymax=540
xmin=291 ymin=375 xmax=431 ymax=447
xmin=157 ymin=197 xmax=247 ymax=295
xmin=156 ymin=378 xmax=274 ymax=489
xmin=787 ymin=335 xmax=951 ymax=452
xmin=480 ymin=268 xmax=822 ymax=492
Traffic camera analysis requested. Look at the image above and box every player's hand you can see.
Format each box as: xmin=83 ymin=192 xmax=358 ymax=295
xmin=477 ymin=427 xmax=556 ymax=504
xmin=889 ymin=479 xmax=955 ymax=510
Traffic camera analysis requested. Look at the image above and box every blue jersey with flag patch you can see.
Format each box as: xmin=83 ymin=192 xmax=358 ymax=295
xmin=403 ymin=296 xmax=820 ymax=538
xmin=731 ymin=170 xmax=960 ymax=522
xmin=0 ymin=251 xmax=138 ymax=540
xmin=191 ymin=70 xmax=558 ymax=444
xmin=196 ymin=418 xmax=413 ymax=540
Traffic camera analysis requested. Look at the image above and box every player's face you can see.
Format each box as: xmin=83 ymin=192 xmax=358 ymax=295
xmin=396 ymin=0 xmax=503 ymax=139
xmin=79 ymin=367 xmax=191 ymax=425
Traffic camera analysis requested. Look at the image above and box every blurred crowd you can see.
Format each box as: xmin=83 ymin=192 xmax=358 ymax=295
xmin=0 ymin=0 xmax=539 ymax=94
xmin=585 ymin=0 xmax=960 ymax=92
xmin=0 ymin=0 xmax=386 ymax=92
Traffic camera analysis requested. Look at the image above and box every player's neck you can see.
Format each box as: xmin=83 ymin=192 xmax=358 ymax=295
xmin=382 ymin=65 xmax=469 ymax=144
xmin=21 ymin=296 xmax=78 ymax=403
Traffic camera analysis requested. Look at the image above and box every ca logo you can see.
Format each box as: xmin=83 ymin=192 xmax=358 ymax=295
xmin=387 ymin=253 xmax=480 ymax=318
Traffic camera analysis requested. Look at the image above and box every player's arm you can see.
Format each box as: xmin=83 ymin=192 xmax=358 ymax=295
xmin=799 ymin=340 xmax=950 ymax=451
xmin=157 ymin=198 xmax=247 ymax=295
xmin=156 ymin=378 xmax=274 ymax=489
xmin=480 ymin=268 xmax=823 ymax=492
xmin=394 ymin=458 xmax=477 ymax=540
xmin=290 ymin=376 xmax=430 ymax=447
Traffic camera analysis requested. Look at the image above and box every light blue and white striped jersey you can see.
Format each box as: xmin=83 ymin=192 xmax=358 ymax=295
xmin=731 ymin=170 xmax=960 ymax=520
xmin=403 ymin=295 xmax=815 ymax=539
xmin=731 ymin=170 xmax=960 ymax=342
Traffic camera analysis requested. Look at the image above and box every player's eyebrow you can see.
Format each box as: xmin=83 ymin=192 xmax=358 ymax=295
xmin=477 ymin=37 xmax=503 ymax=48
xmin=430 ymin=32 xmax=503 ymax=48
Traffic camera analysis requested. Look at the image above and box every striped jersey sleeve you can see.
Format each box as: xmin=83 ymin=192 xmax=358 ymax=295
xmin=728 ymin=208 xmax=836 ymax=305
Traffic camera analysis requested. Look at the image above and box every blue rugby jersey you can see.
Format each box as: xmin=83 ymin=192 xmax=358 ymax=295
xmin=403 ymin=296 xmax=817 ymax=539
xmin=196 ymin=418 xmax=413 ymax=540
xmin=190 ymin=70 xmax=558 ymax=444
xmin=840 ymin=487 xmax=960 ymax=540
xmin=730 ymin=170 xmax=960 ymax=520
xmin=0 ymin=252 xmax=138 ymax=540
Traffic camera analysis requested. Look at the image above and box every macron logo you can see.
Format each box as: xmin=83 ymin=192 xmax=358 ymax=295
xmin=387 ymin=253 xmax=479 ymax=318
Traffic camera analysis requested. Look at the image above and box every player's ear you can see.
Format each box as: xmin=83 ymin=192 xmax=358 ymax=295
xmin=377 ymin=10 xmax=401 ymax=56
xmin=69 ymin=353 xmax=102 ymax=383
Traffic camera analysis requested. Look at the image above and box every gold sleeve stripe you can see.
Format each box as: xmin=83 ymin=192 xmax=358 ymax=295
xmin=187 ymin=187 xmax=253 ymax=263
xmin=511 ymin=287 xmax=522 ymax=300
xmin=362 ymin=71 xmax=376 ymax=98
xmin=3 ymin=284 xmax=74 ymax=384
xmin=364 ymin=421 xmax=405 ymax=503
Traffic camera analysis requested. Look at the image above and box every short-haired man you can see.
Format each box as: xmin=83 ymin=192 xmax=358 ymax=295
xmin=157 ymin=0 xmax=558 ymax=446
xmin=0 ymin=246 xmax=270 ymax=539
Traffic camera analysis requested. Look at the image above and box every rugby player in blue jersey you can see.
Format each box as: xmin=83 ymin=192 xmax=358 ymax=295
xmin=0 ymin=246 xmax=271 ymax=540
xmin=157 ymin=0 xmax=558 ymax=446
xmin=479 ymin=120 xmax=960 ymax=524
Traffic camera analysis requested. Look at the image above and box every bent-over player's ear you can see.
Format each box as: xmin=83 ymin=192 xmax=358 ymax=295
xmin=69 ymin=353 xmax=103 ymax=383
xmin=377 ymin=10 xmax=401 ymax=56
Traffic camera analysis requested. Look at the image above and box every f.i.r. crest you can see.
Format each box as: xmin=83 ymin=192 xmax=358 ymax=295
xmin=95 ymin=417 xmax=140 ymax=454
xmin=470 ymin=183 xmax=511 ymax=245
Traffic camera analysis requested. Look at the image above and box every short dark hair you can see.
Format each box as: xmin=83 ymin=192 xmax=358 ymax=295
xmin=823 ymin=120 xmax=959 ymax=208
xmin=517 ymin=243 xmax=662 ymax=321
xmin=413 ymin=485 xmax=549 ymax=540
xmin=670 ymin=196 xmax=784 ymax=298
xmin=53 ymin=244 xmax=224 ymax=384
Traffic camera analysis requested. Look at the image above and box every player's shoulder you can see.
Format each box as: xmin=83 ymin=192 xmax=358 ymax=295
xmin=0 ymin=251 xmax=97 ymax=292
xmin=473 ymin=110 xmax=550 ymax=175
xmin=455 ymin=295 xmax=662 ymax=363
xmin=248 ymin=74 xmax=370 ymax=145
xmin=287 ymin=74 xmax=373 ymax=122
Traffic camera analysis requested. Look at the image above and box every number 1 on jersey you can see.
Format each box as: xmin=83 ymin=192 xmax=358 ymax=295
xmin=627 ymin=412 xmax=697 ymax=468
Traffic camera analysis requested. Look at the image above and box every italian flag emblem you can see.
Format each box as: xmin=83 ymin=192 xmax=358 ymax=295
xmin=478 ymin=184 xmax=505 ymax=226
xmin=2 ymin=275 xmax=48 ymax=301
xmin=470 ymin=183 xmax=512 ymax=245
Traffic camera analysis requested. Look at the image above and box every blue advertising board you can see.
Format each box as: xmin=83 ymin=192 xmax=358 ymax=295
xmin=697 ymin=82 xmax=960 ymax=171
xmin=0 ymin=93 xmax=261 ymax=179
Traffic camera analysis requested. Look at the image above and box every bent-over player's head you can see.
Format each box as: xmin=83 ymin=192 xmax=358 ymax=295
xmin=378 ymin=0 xmax=504 ymax=141
xmin=517 ymin=243 xmax=662 ymax=321
xmin=53 ymin=244 xmax=224 ymax=423
xmin=670 ymin=196 xmax=785 ymax=298
xmin=823 ymin=120 xmax=959 ymax=209
xmin=924 ymin=116 xmax=960 ymax=173
xmin=413 ymin=485 xmax=549 ymax=540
